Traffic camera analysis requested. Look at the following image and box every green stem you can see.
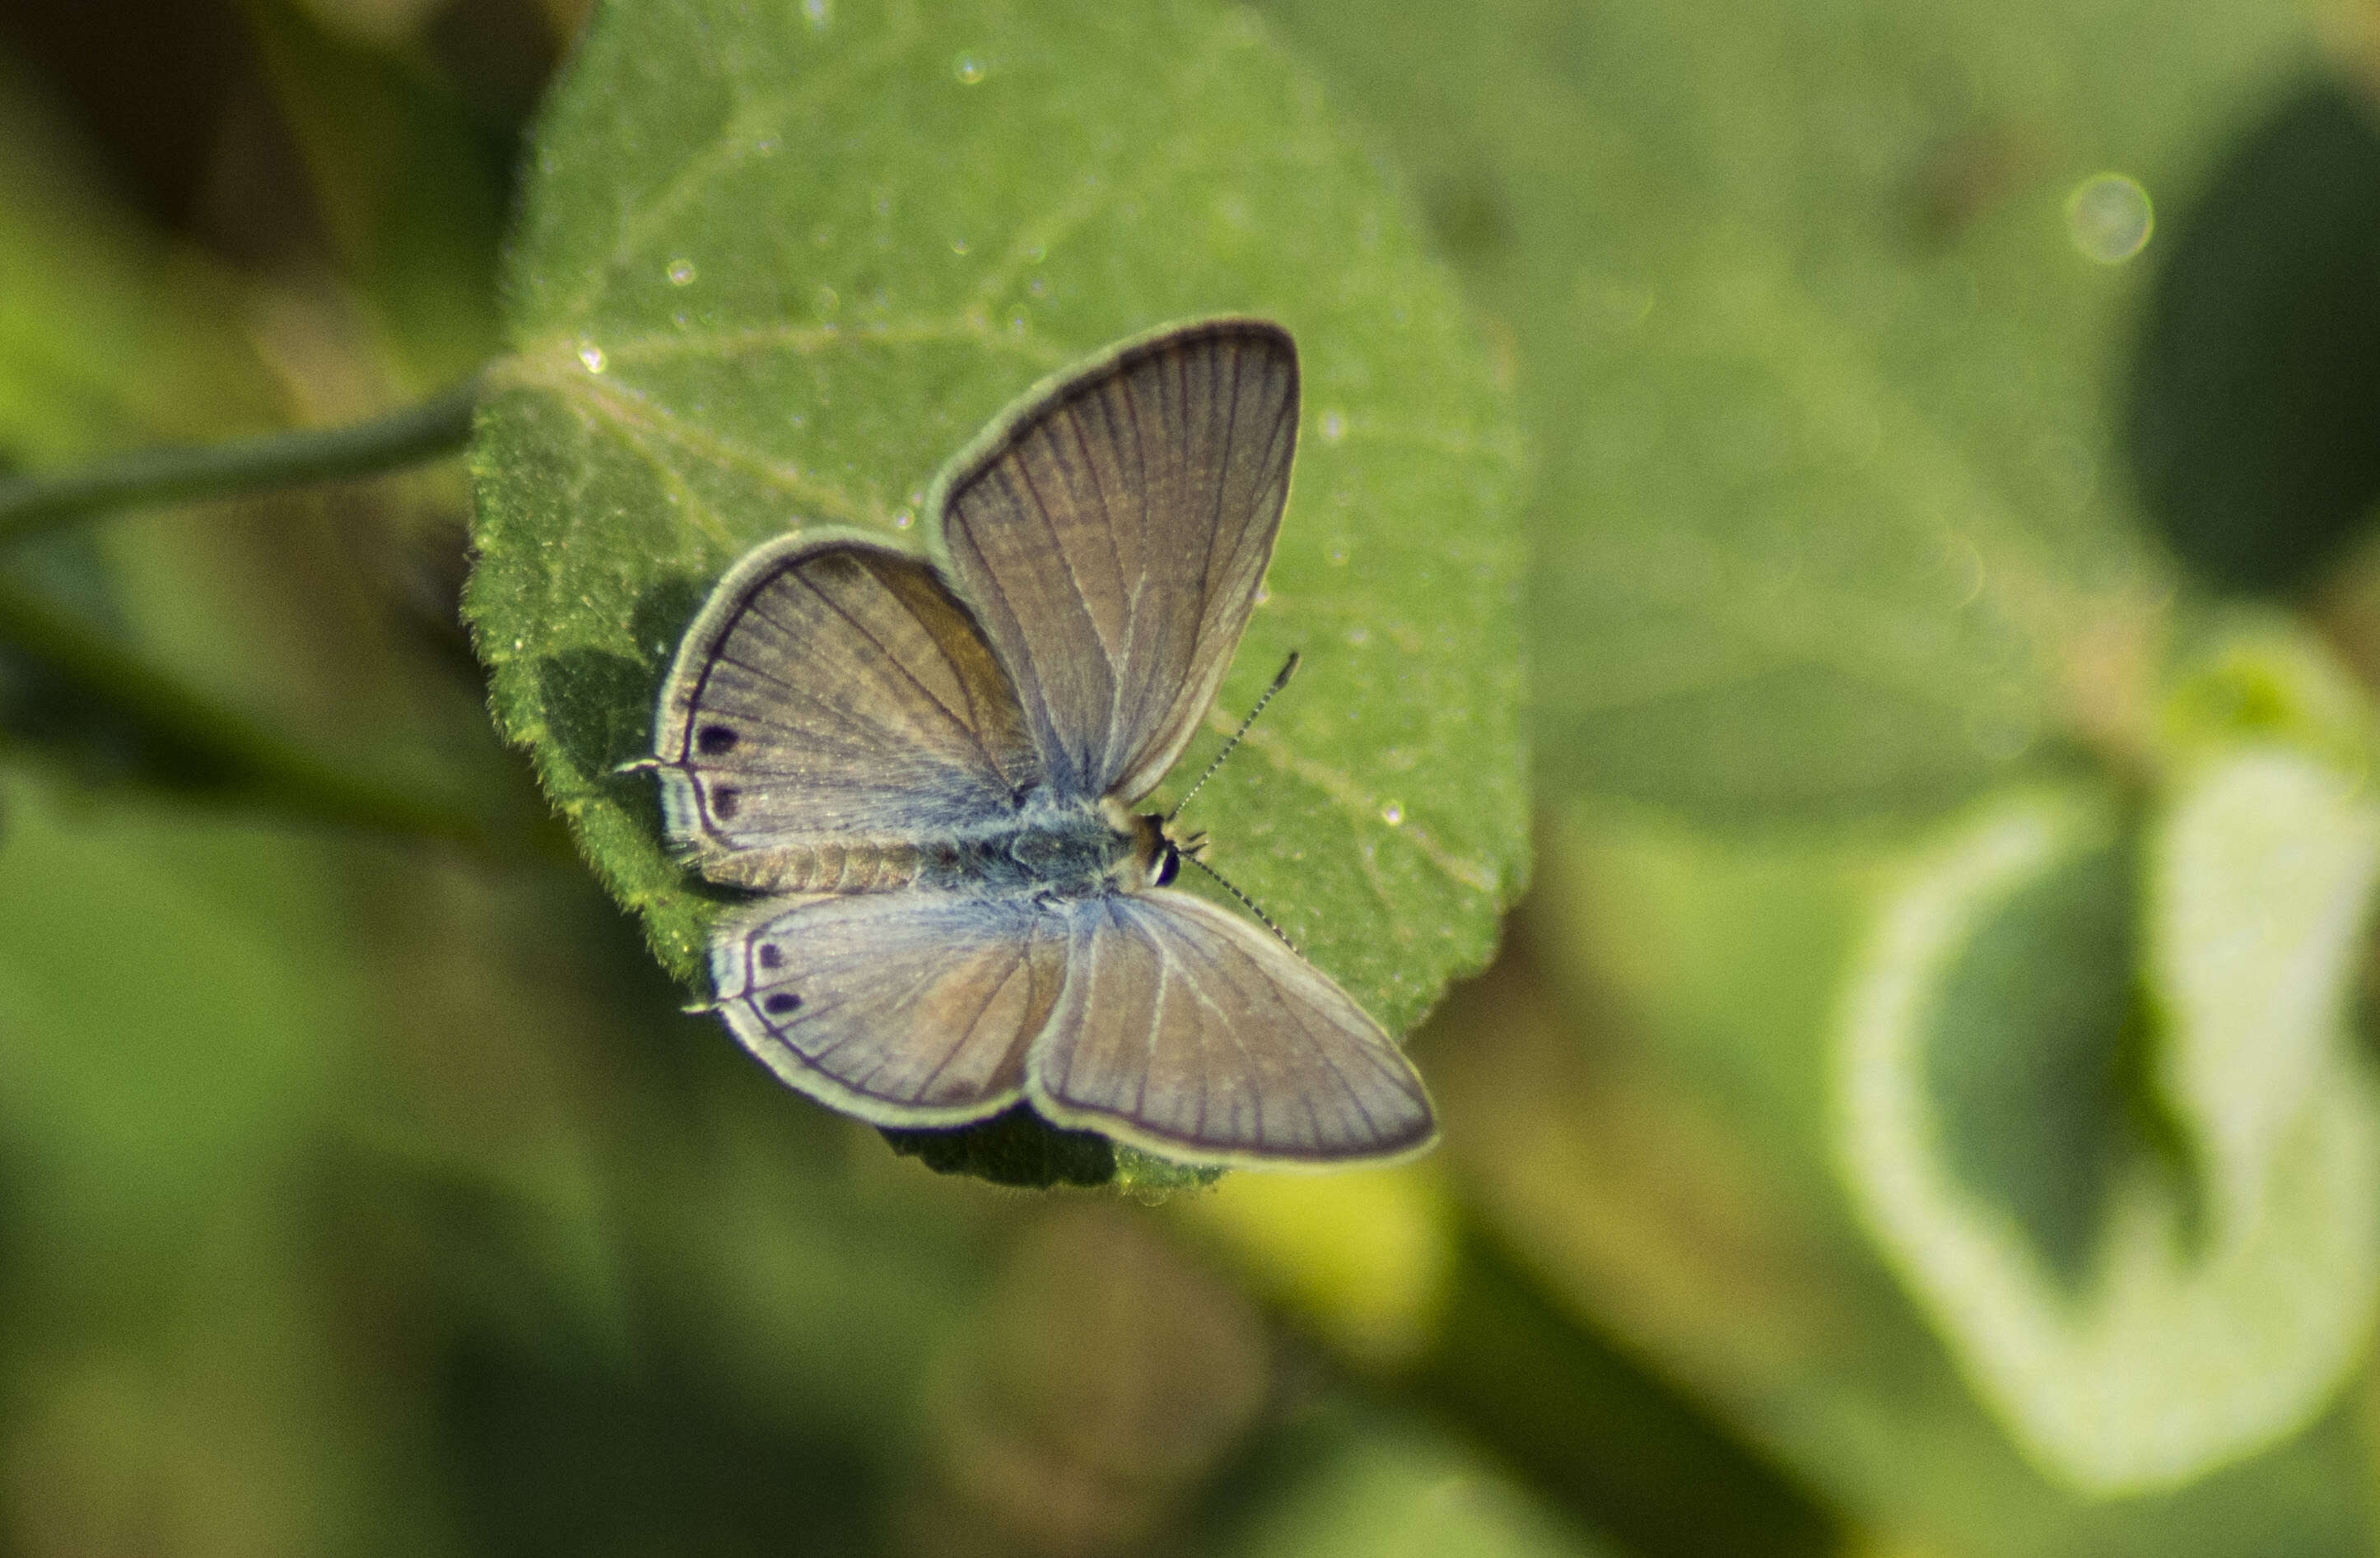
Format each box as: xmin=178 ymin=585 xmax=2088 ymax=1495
xmin=0 ymin=572 xmax=555 ymax=860
xmin=0 ymin=378 xmax=480 ymax=544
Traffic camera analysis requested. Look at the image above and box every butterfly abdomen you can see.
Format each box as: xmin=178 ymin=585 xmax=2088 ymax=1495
xmin=695 ymin=803 xmax=1136 ymax=897
xmin=697 ymin=839 xmax=928 ymax=892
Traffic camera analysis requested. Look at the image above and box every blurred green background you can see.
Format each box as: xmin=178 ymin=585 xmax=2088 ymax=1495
xmin=7 ymin=0 xmax=2380 ymax=1554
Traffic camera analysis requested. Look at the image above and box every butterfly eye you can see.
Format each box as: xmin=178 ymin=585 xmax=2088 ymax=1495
xmin=1149 ymin=845 xmax=1181 ymax=888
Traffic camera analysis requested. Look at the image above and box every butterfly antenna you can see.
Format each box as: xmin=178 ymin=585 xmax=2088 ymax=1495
xmin=1182 ymin=850 xmax=1298 ymax=952
xmin=1167 ymin=651 xmax=1300 ymax=825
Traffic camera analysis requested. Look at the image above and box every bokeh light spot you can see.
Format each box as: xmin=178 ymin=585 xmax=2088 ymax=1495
xmin=2066 ymin=172 xmax=2154 ymax=263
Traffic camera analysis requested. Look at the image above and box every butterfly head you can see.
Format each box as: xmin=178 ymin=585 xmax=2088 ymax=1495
xmin=1150 ymin=823 xmax=1212 ymax=886
xmin=1111 ymin=803 xmax=1208 ymax=889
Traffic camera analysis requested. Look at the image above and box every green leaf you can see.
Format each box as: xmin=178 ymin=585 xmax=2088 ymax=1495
xmin=2149 ymin=749 xmax=2380 ymax=1241
xmin=1837 ymin=778 xmax=2380 ymax=1493
xmin=1261 ymin=0 xmax=2305 ymax=825
xmin=467 ymin=0 xmax=1528 ymax=1051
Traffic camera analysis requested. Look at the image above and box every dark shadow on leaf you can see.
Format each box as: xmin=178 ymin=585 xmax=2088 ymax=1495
xmin=1424 ymin=162 xmax=1512 ymax=263
xmin=533 ymin=648 xmax=696 ymax=876
xmin=2124 ymin=76 xmax=2380 ymax=595
xmin=527 ymin=570 xmax=715 ymax=792
xmin=1921 ymin=831 xmax=2193 ymax=1287
xmin=631 ymin=572 xmax=714 ymax=671
xmin=880 ymin=1103 xmax=1120 ymax=1188
xmin=534 ymin=649 xmax=657 ymax=787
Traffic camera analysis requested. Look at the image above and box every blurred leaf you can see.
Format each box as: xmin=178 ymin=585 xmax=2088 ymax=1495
xmin=1179 ymin=973 xmax=1840 ymax=1558
xmin=2148 ymin=624 xmax=2380 ymax=1237
xmin=1199 ymin=1402 xmax=1627 ymax=1558
xmin=2122 ymin=78 xmax=2380 ymax=596
xmin=2159 ymin=613 xmax=2380 ymax=769
xmin=613 ymin=1113 xmax=981 ymax=1444
xmin=1174 ymin=1158 xmax=1457 ymax=1371
xmin=1452 ymin=811 xmax=2378 ymax=1554
xmin=0 ymin=773 xmax=355 ymax=1277
xmin=1267 ymin=0 xmax=2380 ymax=1535
xmin=243 ymin=0 xmax=509 ymax=390
xmin=1404 ymin=1219 xmax=1837 ymax=1558
xmin=0 ymin=51 xmax=280 ymax=459
xmin=330 ymin=866 xmax=998 ymax=1558
xmin=0 ymin=48 xmax=298 ymax=795
xmin=0 ymin=49 xmax=516 ymax=846
xmin=1264 ymin=0 xmax=2306 ymax=826
xmin=1837 ymin=773 xmax=2380 ymax=1493
xmin=1909 ymin=801 xmax=2140 ymax=1286
xmin=907 ymin=1206 xmax=1270 ymax=1557
xmin=0 ymin=774 xmax=395 ymax=1557
xmin=467 ymin=0 xmax=1529 ymax=1047
xmin=2150 ymin=762 xmax=2380 ymax=1238
xmin=442 ymin=1323 xmax=886 ymax=1558
xmin=0 ymin=531 xmax=251 ymax=794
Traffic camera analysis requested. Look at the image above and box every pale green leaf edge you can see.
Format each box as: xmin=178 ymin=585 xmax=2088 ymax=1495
xmin=1834 ymin=784 xmax=2380 ymax=1494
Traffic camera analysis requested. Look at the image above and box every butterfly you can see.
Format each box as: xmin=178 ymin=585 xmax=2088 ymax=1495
xmin=644 ymin=319 xmax=1435 ymax=1166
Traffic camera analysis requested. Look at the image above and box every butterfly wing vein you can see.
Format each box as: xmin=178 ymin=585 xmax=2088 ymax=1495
xmin=654 ymin=539 xmax=1041 ymax=872
xmin=1032 ymin=894 xmax=1434 ymax=1161
xmin=939 ymin=320 xmax=1298 ymax=803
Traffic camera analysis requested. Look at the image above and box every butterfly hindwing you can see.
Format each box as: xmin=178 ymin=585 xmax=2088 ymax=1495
xmin=934 ymin=319 xmax=1298 ymax=806
xmin=1027 ymin=891 xmax=1437 ymax=1164
xmin=653 ymin=536 xmax=1041 ymax=881
xmin=711 ymin=890 xmax=1066 ymax=1127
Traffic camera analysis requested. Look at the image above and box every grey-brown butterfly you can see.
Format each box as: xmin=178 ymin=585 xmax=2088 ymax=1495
xmin=645 ymin=319 xmax=1434 ymax=1166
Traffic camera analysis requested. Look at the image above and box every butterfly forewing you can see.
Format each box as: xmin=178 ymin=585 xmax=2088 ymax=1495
xmin=936 ymin=319 xmax=1297 ymax=805
xmin=1027 ymin=892 xmax=1436 ymax=1164
xmin=654 ymin=537 xmax=1041 ymax=880
xmin=713 ymin=892 xmax=1067 ymax=1127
